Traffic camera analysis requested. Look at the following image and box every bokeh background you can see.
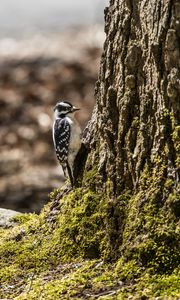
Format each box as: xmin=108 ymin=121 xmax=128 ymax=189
xmin=0 ymin=0 xmax=108 ymax=212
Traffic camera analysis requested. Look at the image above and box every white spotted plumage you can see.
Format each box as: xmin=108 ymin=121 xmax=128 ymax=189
xmin=53 ymin=101 xmax=81 ymax=187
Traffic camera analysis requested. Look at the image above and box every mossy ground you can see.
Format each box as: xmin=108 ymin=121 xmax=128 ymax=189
xmin=0 ymin=178 xmax=180 ymax=298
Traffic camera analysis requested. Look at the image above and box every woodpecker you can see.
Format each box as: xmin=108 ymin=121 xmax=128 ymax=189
xmin=53 ymin=101 xmax=82 ymax=187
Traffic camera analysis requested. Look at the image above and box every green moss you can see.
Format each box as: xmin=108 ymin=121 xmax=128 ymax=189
xmin=118 ymin=154 xmax=180 ymax=276
xmin=6 ymin=259 xmax=178 ymax=299
xmin=12 ymin=213 xmax=38 ymax=224
xmin=172 ymin=125 xmax=180 ymax=166
xmin=148 ymin=270 xmax=180 ymax=297
xmin=115 ymin=259 xmax=141 ymax=281
xmin=167 ymin=185 xmax=180 ymax=217
xmin=121 ymin=194 xmax=180 ymax=273
xmin=82 ymin=167 xmax=100 ymax=189
xmin=0 ymin=185 xmax=110 ymax=298
xmin=0 ymin=157 xmax=179 ymax=298
xmin=49 ymin=188 xmax=61 ymax=200
xmin=131 ymin=116 xmax=139 ymax=128
xmin=51 ymin=189 xmax=106 ymax=260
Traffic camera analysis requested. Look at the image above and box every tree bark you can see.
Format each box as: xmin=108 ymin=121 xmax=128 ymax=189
xmin=75 ymin=0 xmax=180 ymax=268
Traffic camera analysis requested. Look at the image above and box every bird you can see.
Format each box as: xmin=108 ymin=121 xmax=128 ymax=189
xmin=53 ymin=101 xmax=82 ymax=187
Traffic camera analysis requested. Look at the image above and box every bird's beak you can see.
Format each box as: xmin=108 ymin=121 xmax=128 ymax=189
xmin=72 ymin=106 xmax=80 ymax=112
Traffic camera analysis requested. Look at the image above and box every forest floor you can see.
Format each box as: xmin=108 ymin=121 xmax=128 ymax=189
xmin=0 ymin=188 xmax=179 ymax=299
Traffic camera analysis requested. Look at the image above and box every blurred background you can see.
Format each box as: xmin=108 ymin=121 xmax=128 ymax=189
xmin=0 ymin=0 xmax=108 ymax=213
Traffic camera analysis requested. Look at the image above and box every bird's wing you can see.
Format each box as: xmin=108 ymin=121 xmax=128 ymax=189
xmin=53 ymin=118 xmax=71 ymax=164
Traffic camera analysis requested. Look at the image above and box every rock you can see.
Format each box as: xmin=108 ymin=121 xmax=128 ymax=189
xmin=0 ymin=208 xmax=22 ymax=228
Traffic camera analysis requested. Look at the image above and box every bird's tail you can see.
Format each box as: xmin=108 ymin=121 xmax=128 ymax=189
xmin=62 ymin=164 xmax=68 ymax=178
xmin=66 ymin=162 xmax=74 ymax=188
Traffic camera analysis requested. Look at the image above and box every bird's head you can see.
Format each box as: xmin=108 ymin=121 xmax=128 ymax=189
xmin=54 ymin=101 xmax=80 ymax=118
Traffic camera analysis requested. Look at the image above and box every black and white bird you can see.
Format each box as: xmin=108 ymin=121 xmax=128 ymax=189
xmin=53 ymin=101 xmax=82 ymax=187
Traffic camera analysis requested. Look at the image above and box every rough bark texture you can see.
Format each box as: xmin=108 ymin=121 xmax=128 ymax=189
xmin=76 ymin=0 xmax=180 ymax=265
xmin=84 ymin=0 xmax=179 ymax=192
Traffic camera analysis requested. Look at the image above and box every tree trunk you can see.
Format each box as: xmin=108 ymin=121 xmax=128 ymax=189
xmin=75 ymin=0 xmax=180 ymax=269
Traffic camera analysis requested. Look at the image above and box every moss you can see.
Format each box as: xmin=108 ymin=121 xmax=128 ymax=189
xmin=115 ymin=259 xmax=142 ymax=281
xmin=0 ymin=157 xmax=179 ymax=298
xmin=9 ymin=260 xmax=179 ymax=299
xmin=119 ymin=154 xmax=180 ymax=275
xmin=172 ymin=125 xmax=180 ymax=165
xmin=51 ymin=189 xmax=107 ymax=260
xmin=122 ymin=198 xmax=180 ymax=273
xmin=131 ymin=116 xmax=139 ymax=128
xmin=167 ymin=185 xmax=180 ymax=217
xmin=0 ymin=185 xmax=110 ymax=298
xmin=82 ymin=166 xmax=100 ymax=189
xmin=49 ymin=188 xmax=61 ymax=200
